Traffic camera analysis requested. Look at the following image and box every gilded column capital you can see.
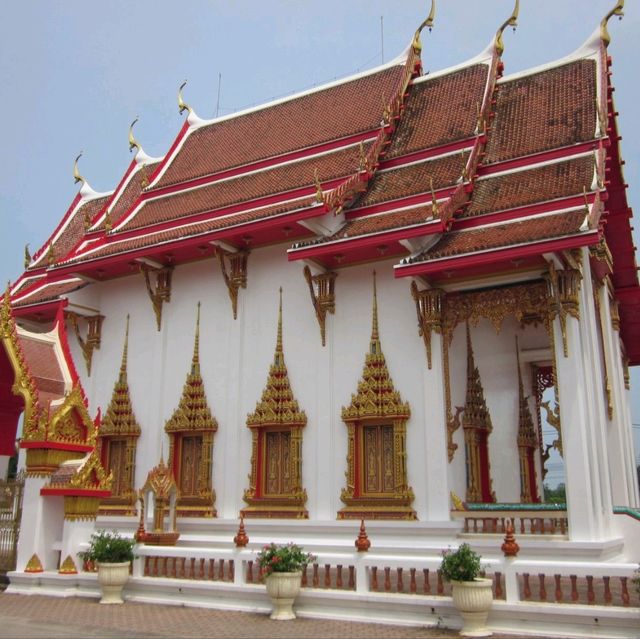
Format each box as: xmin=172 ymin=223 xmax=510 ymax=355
xmin=544 ymin=265 xmax=582 ymax=357
xmin=410 ymin=281 xmax=444 ymax=370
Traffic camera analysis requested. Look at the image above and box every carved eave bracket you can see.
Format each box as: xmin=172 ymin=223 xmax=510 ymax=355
xmin=140 ymin=264 xmax=173 ymax=331
xmin=303 ymin=265 xmax=337 ymax=346
xmin=410 ymin=281 xmax=443 ymax=370
xmin=217 ymin=248 xmax=249 ymax=320
xmin=66 ymin=312 xmax=104 ymax=376
xmin=544 ymin=264 xmax=582 ymax=357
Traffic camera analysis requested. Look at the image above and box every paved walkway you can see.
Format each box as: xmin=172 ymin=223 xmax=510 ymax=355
xmin=0 ymin=593 xmax=541 ymax=639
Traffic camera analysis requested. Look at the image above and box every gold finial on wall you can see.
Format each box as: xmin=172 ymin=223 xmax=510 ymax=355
xmin=495 ymin=0 xmax=519 ymax=56
xmin=600 ymin=1 xmax=624 ymax=46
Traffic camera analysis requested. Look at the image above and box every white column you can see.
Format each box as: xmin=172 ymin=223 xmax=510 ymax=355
xmin=600 ymin=287 xmax=640 ymax=506
xmin=423 ymin=331 xmax=450 ymax=520
xmin=15 ymin=477 xmax=64 ymax=571
xmin=60 ymin=517 xmax=96 ymax=571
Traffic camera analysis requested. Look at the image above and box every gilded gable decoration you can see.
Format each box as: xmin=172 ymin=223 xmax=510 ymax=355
xmin=339 ymin=273 xmax=415 ymax=520
xmin=303 ymin=265 xmax=337 ymax=347
xmin=97 ymin=316 xmax=141 ymax=516
xmin=515 ymin=337 xmax=539 ymax=503
xmin=242 ymin=289 xmax=308 ymax=519
xmin=165 ymin=303 xmax=217 ymax=517
xmin=66 ymin=311 xmax=104 ymax=376
xmin=216 ymin=247 xmax=249 ymax=320
xmin=140 ymin=263 xmax=173 ymax=331
xmin=461 ymin=324 xmax=495 ymax=503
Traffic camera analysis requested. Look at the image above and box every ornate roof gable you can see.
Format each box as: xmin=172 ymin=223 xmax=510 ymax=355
xmin=461 ymin=323 xmax=492 ymax=432
xmin=247 ymin=289 xmax=306 ymax=428
xmin=165 ymin=303 xmax=218 ymax=434
xmin=99 ymin=315 xmax=141 ymax=438
xmin=141 ymin=456 xmax=178 ymax=499
xmin=342 ymin=273 xmax=410 ymax=422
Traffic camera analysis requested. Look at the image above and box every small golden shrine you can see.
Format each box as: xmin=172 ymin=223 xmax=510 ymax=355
xmin=242 ymin=289 xmax=308 ymax=519
xmin=137 ymin=456 xmax=180 ymax=546
xmin=40 ymin=451 xmax=112 ymax=520
xmin=338 ymin=273 xmax=416 ymax=520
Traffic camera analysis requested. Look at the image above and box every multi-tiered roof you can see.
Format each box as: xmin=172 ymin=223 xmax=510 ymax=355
xmin=10 ymin=3 xmax=639 ymax=364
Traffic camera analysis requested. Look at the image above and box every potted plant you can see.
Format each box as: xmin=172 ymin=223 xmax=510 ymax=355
xmin=81 ymin=530 xmax=136 ymax=604
xmin=256 ymin=542 xmax=315 ymax=620
xmin=440 ymin=543 xmax=493 ymax=637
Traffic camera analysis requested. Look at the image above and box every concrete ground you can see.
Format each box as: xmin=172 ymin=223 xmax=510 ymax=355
xmin=0 ymin=592 xmax=551 ymax=639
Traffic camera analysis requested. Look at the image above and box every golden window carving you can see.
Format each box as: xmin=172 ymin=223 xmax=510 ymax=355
xmin=338 ymin=273 xmax=416 ymax=520
xmin=242 ymin=289 xmax=308 ymax=519
xmin=165 ymin=304 xmax=217 ymax=517
xmin=97 ymin=317 xmax=140 ymax=516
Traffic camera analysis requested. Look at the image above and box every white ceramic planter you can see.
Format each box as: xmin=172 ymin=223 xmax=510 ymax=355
xmin=265 ymin=571 xmax=302 ymax=620
xmin=451 ymin=578 xmax=493 ymax=637
xmin=97 ymin=561 xmax=130 ymax=604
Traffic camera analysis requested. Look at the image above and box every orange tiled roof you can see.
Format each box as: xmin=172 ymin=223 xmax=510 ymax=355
xmin=484 ymin=60 xmax=597 ymax=164
xmin=464 ymin=155 xmax=595 ymax=217
xmin=412 ymin=209 xmax=588 ymax=262
xmin=18 ymin=336 xmax=66 ymax=401
xmin=13 ymin=280 xmax=87 ymax=307
xmin=154 ymin=66 xmax=405 ymax=189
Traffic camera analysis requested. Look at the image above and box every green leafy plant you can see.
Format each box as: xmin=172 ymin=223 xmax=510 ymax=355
xmin=80 ymin=530 xmax=135 ymax=564
xmin=256 ymin=543 xmax=315 ymax=577
xmin=440 ymin=543 xmax=483 ymax=582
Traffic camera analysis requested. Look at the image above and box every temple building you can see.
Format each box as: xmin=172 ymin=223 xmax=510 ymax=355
xmin=1 ymin=2 xmax=639 ymax=635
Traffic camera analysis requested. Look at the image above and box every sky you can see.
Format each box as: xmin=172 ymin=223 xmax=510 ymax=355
xmin=0 ymin=0 xmax=638 ymax=465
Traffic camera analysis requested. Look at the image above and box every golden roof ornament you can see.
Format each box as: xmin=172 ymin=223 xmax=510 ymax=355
xmin=495 ymin=0 xmax=519 ymax=56
xmin=128 ymin=116 xmax=141 ymax=153
xmin=99 ymin=315 xmax=141 ymax=438
xmin=73 ymin=152 xmax=85 ymax=185
xmin=430 ymin=177 xmax=439 ymax=217
xmin=164 ymin=302 xmax=218 ymax=434
xmin=247 ymin=288 xmax=306 ymax=427
xmin=412 ymin=0 xmax=436 ymax=53
xmin=313 ymin=169 xmax=324 ymax=204
xmin=342 ymin=272 xmax=410 ymax=421
xmin=23 ymin=244 xmax=30 ymax=269
xmin=178 ymin=80 xmax=192 ymax=115
xmin=600 ymin=0 xmax=624 ymax=47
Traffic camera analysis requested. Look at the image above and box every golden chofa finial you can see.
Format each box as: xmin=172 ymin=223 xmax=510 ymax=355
xmin=73 ymin=152 xmax=85 ymax=185
xmin=313 ymin=169 xmax=324 ymax=204
xmin=178 ymin=80 xmax=192 ymax=115
xmin=412 ymin=0 xmax=436 ymax=53
xmin=601 ymin=1 xmax=624 ymax=47
xmin=128 ymin=116 xmax=141 ymax=153
xmin=430 ymin=177 xmax=439 ymax=216
xmin=495 ymin=0 xmax=520 ymax=56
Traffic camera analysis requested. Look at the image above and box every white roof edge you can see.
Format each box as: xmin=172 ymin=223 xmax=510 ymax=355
xmin=416 ymin=39 xmax=495 ymax=84
xmin=499 ymin=26 xmax=601 ymax=85
xmin=134 ymin=147 xmax=164 ymax=165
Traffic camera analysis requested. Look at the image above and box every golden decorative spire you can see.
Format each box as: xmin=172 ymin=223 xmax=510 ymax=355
xmin=462 ymin=323 xmax=492 ymax=432
xmin=178 ymin=80 xmax=192 ymax=115
xmin=247 ymin=289 xmax=306 ymax=427
xmin=99 ymin=315 xmax=140 ymax=439
xmin=601 ymin=1 xmax=624 ymax=46
xmin=165 ymin=303 xmax=217 ymax=434
xmin=23 ymin=244 xmax=30 ymax=269
xmin=412 ymin=0 xmax=436 ymax=53
xmin=515 ymin=337 xmax=537 ymax=448
xmin=430 ymin=177 xmax=439 ymax=217
xmin=73 ymin=152 xmax=85 ymax=185
xmin=495 ymin=0 xmax=519 ymax=56
xmin=342 ymin=272 xmax=410 ymax=421
xmin=128 ymin=116 xmax=141 ymax=153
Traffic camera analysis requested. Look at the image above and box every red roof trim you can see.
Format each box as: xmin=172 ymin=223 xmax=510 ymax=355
xmin=394 ymin=231 xmax=600 ymax=278
xmin=20 ymin=440 xmax=93 ymax=452
xmin=12 ymin=299 xmax=67 ymax=319
xmin=95 ymin=158 xmax=138 ymax=226
xmin=147 ymin=120 xmax=191 ymax=186
xmin=40 ymin=488 xmax=111 ymax=497
xmin=379 ymin=137 xmax=476 ymax=171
